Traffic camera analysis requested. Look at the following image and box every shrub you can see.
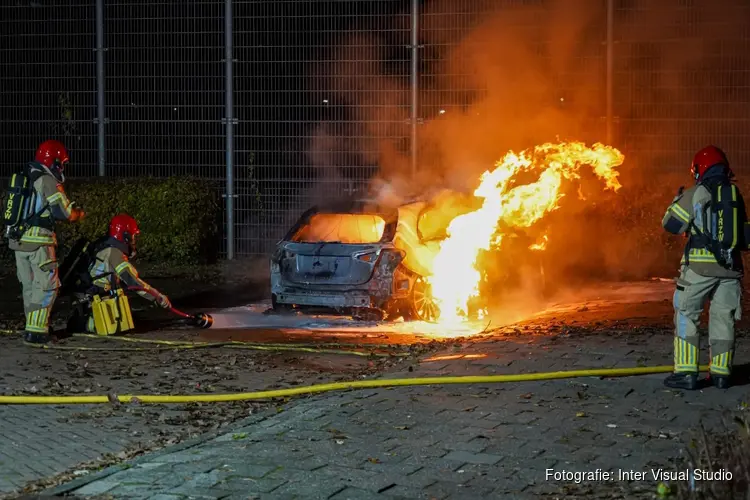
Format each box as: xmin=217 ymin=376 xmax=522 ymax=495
xmin=674 ymin=413 xmax=750 ymax=499
xmin=1 ymin=176 xmax=220 ymax=265
xmin=59 ymin=176 xmax=221 ymax=264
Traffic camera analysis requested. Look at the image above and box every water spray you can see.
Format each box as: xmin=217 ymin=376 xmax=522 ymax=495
xmin=127 ymin=287 xmax=214 ymax=329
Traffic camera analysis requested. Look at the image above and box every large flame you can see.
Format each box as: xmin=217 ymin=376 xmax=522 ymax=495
xmin=428 ymin=141 xmax=625 ymax=324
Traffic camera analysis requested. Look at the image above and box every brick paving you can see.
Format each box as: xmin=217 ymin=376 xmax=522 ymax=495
xmin=55 ymin=330 xmax=748 ymax=499
xmin=0 ymin=405 xmax=152 ymax=493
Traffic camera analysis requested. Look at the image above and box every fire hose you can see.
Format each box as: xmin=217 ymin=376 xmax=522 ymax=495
xmin=0 ymin=285 xmax=717 ymax=404
xmin=0 ymin=329 xmax=408 ymax=357
xmin=25 ymin=333 xmax=409 ymax=358
xmin=0 ymin=365 xmax=711 ymax=404
xmin=126 ymin=286 xmax=213 ymax=329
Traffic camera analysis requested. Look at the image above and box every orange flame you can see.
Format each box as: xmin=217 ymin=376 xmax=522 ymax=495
xmin=529 ymin=233 xmax=549 ymax=251
xmin=428 ymin=141 xmax=625 ymax=324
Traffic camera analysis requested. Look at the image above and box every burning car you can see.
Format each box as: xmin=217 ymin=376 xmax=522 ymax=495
xmin=270 ymin=141 xmax=626 ymax=324
xmin=270 ymin=193 xmax=481 ymax=322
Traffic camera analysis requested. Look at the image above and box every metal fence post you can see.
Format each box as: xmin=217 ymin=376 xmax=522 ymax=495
xmin=410 ymin=0 xmax=419 ymax=177
xmin=605 ymin=0 xmax=613 ymax=144
xmin=95 ymin=0 xmax=106 ymax=176
xmin=225 ymin=0 xmax=235 ymax=260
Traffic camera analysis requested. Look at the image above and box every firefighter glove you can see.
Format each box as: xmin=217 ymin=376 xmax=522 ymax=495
xmin=71 ymin=207 xmax=86 ymax=221
xmin=157 ymin=294 xmax=171 ymax=309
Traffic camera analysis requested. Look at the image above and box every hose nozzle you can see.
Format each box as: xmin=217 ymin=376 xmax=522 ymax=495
xmin=193 ymin=313 xmax=213 ymax=329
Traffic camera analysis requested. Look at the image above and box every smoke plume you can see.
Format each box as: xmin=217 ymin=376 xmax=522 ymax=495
xmin=305 ymin=0 xmax=750 ymax=307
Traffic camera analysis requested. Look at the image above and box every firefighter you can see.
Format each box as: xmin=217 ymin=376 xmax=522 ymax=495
xmin=8 ymin=140 xmax=84 ymax=344
xmin=662 ymin=145 xmax=747 ymax=390
xmin=67 ymin=214 xmax=172 ymax=333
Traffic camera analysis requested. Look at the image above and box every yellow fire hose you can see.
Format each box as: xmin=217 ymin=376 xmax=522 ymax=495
xmin=0 ymin=365 xmax=710 ymax=405
xmin=0 ymin=329 xmax=409 ymax=358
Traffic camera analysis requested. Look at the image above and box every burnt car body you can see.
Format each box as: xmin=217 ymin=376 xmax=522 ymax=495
xmin=270 ymin=200 xmax=441 ymax=321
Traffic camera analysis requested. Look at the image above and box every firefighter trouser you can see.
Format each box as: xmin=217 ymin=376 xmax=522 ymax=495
xmin=673 ymin=268 xmax=742 ymax=376
xmin=14 ymin=246 xmax=60 ymax=334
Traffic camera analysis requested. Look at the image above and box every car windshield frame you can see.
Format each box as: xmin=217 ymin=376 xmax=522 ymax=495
xmin=289 ymin=212 xmax=389 ymax=245
xmin=282 ymin=203 xmax=399 ymax=244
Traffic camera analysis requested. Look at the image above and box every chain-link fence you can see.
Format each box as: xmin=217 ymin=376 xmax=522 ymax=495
xmin=2 ymin=0 xmax=750 ymax=258
xmin=614 ymin=0 xmax=750 ymax=175
xmin=234 ymin=0 xmax=412 ymax=255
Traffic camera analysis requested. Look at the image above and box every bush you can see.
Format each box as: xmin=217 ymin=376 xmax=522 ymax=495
xmin=0 ymin=176 xmax=222 ymax=265
xmin=674 ymin=413 xmax=750 ymax=499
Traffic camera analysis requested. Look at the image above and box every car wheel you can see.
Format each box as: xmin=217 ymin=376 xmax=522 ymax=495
xmin=407 ymin=275 xmax=440 ymax=322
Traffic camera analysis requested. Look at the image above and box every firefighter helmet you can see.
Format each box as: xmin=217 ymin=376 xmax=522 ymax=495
xmin=109 ymin=214 xmax=140 ymax=249
xmin=35 ymin=140 xmax=70 ymax=169
xmin=692 ymin=145 xmax=732 ymax=182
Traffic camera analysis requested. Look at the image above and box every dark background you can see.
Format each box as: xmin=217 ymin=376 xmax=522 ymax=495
xmin=2 ymin=0 xmax=750 ymax=257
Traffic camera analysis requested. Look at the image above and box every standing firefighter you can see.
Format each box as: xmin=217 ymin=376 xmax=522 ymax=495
xmin=662 ymin=145 xmax=750 ymax=390
xmin=3 ymin=140 xmax=84 ymax=344
xmin=65 ymin=214 xmax=172 ymax=333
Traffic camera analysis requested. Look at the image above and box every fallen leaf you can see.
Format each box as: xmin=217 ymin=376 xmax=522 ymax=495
xmin=576 ymin=412 xmax=586 ymax=418
xmin=367 ymin=457 xmax=380 ymax=464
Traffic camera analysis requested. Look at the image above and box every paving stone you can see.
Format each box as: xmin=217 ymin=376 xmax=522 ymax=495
xmin=379 ymin=484 xmax=427 ymax=499
xmin=421 ymin=481 xmax=473 ymax=499
xmin=152 ymin=475 xmax=189 ymax=489
xmin=441 ymin=436 xmax=491 ymax=453
xmin=216 ymin=463 xmax=280 ymax=479
xmin=166 ymin=487 xmax=234 ymax=499
xmin=316 ymin=465 xmax=400 ymax=493
xmin=359 ymin=461 xmax=423 ymax=477
xmin=442 ymin=450 xmax=503 ymax=465
xmin=269 ymin=479 xmax=347 ymax=499
xmin=398 ymin=466 xmax=466 ymax=487
xmin=387 ymin=446 xmax=447 ymax=461
xmin=105 ymin=484 xmax=162 ymax=498
xmin=330 ymin=487 xmax=387 ymax=500
xmin=219 ymin=476 xmax=289 ymax=494
xmin=71 ymin=479 xmax=121 ymax=496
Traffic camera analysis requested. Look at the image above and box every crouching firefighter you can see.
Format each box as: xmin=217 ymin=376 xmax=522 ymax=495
xmin=64 ymin=214 xmax=172 ymax=334
xmin=662 ymin=145 xmax=750 ymax=390
xmin=3 ymin=140 xmax=85 ymax=344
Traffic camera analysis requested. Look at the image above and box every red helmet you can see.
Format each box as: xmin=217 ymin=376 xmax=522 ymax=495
xmin=692 ymin=145 xmax=732 ymax=181
xmin=109 ymin=214 xmax=140 ymax=246
xmin=35 ymin=140 xmax=70 ymax=169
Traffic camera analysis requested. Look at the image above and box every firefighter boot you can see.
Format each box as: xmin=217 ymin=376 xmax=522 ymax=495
xmin=711 ymin=375 xmax=731 ymax=389
xmin=664 ymin=372 xmax=698 ymax=390
xmin=23 ymin=331 xmax=49 ymax=344
xmin=709 ymin=347 xmax=734 ymax=390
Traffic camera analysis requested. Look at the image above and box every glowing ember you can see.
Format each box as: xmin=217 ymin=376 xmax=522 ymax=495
xmin=428 ymin=141 xmax=625 ymax=324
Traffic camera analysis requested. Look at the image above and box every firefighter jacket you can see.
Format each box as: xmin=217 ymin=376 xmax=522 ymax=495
xmin=88 ymin=238 xmax=168 ymax=306
xmin=8 ymin=162 xmax=77 ymax=253
xmin=662 ymin=182 xmax=745 ymax=279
